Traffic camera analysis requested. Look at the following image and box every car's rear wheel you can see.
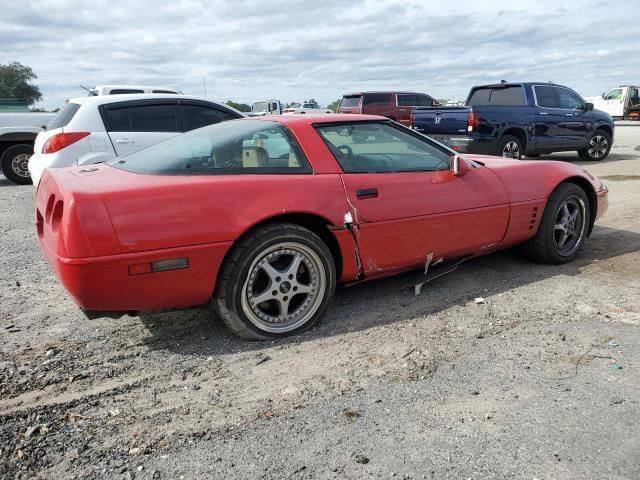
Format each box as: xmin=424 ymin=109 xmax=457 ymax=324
xmin=497 ymin=135 xmax=523 ymax=159
xmin=215 ymin=223 xmax=336 ymax=340
xmin=1 ymin=144 xmax=34 ymax=185
xmin=520 ymin=183 xmax=590 ymax=264
xmin=578 ymin=130 xmax=612 ymax=161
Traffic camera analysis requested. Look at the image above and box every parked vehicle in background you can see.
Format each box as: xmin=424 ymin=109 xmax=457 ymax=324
xmin=87 ymin=85 xmax=183 ymax=96
xmin=282 ymin=102 xmax=332 ymax=114
xmin=586 ymin=85 xmax=640 ymax=119
xmin=0 ymin=104 xmax=55 ymax=184
xmin=35 ymin=115 xmax=608 ymax=340
xmin=410 ymin=82 xmax=615 ymax=161
xmin=338 ymin=91 xmax=440 ymax=126
xmin=249 ymin=100 xmax=282 ymax=116
xmin=28 ymin=94 xmax=243 ymax=185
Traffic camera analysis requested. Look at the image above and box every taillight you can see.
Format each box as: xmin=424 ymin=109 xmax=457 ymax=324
xmin=467 ymin=112 xmax=480 ymax=132
xmin=42 ymin=132 xmax=90 ymax=154
xmin=409 ymin=109 xmax=414 ymax=128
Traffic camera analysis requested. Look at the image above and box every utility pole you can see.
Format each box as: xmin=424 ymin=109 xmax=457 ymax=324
xmin=203 ymin=76 xmax=207 ymax=97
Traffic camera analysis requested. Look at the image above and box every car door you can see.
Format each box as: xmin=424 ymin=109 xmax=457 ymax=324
xmin=101 ymin=100 xmax=183 ymax=157
xmin=314 ymin=122 xmax=510 ymax=276
xmin=532 ymin=85 xmax=566 ymax=152
xmin=554 ymin=86 xmax=590 ymax=149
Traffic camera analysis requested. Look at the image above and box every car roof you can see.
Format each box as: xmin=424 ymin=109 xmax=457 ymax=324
xmin=91 ymin=84 xmax=180 ymax=91
xmin=343 ymin=91 xmax=425 ymax=96
xmin=67 ymin=94 xmax=235 ymax=109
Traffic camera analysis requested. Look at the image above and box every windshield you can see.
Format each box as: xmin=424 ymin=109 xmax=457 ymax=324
xmin=604 ymin=89 xmax=623 ymax=100
xmin=109 ymin=120 xmax=311 ymax=175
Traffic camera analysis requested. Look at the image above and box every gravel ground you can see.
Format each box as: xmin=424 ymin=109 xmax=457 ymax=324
xmin=1 ymin=126 xmax=639 ymax=479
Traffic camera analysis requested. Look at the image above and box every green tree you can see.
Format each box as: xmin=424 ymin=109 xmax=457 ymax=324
xmin=225 ymin=100 xmax=251 ymax=112
xmin=0 ymin=62 xmax=43 ymax=105
xmin=327 ymin=99 xmax=341 ymax=112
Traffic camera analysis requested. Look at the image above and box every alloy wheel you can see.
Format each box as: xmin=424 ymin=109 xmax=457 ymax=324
xmin=502 ymin=141 xmax=520 ymax=159
xmin=588 ymin=135 xmax=608 ymax=159
xmin=11 ymin=153 xmax=31 ymax=178
xmin=553 ymin=196 xmax=586 ymax=256
xmin=241 ymin=242 xmax=326 ymax=333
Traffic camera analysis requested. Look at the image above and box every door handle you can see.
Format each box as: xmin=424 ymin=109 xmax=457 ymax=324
xmin=539 ymin=112 xmax=549 ymax=115
xmin=564 ymin=113 xmax=575 ymax=117
xmin=115 ymin=138 xmax=134 ymax=145
xmin=356 ymin=188 xmax=378 ymax=199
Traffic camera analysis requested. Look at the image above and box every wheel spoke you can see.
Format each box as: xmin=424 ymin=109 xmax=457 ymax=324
xmin=260 ymin=261 xmax=284 ymax=283
xmin=251 ymin=288 xmax=275 ymax=305
xmin=554 ymin=223 xmax=566 ymax=232
xmin=557 ymin=230 xmax=569 ymax=248
xmin=284 ymin=255 xmax=303 ymax=279
xmin=276 ymin=296 xmax=291 ymax=317
xmin=294 ymin=283 xmax=313 ymax=295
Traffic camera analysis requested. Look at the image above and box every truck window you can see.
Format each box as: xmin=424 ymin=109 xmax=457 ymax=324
xmin=340 ymin=96 xmax=361 ymax=108
xmin=467 ymin=86 xmax=524 ymax=106
xmin=110 ymin=89 xmax=145 ymax=94
xmin=556 ymin=88 xmax=584 ymax=110
xmin=363 ymin=94 xmax=389 ymax=106
xmin=604 ymin=89 xmax=623 ymax=100
xmin=397 ymin=94 xmax=418 ymax=106
xmin=533 ymin=86 xmax=557 ymax=108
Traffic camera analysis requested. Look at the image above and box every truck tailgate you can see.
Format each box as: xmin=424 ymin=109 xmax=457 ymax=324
xmin=411 ymin=107 xmax=470 ymax=135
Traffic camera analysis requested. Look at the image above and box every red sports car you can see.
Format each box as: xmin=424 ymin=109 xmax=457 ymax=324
xmin=36 ymin=115 xmax=608 ymax=340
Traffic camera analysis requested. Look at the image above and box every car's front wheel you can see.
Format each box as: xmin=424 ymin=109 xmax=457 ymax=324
xmin=578 ymin=130 xmax=612 ymax=161
xmin=215 ymin=223 xmax=336 ymax=340
xmin=1 ymin=144 xmax=34 ymax=185
xmin=520 ymin=183 xmax=590 ymax=264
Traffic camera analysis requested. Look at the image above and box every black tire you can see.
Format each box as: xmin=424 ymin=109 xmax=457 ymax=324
xmin=214 ymin=223 xmax=336 ymax=340
xmin=520 ymin=183 xmax=591 ymax=264
xmin=578 ymin=130 xmax=612 ymax=161
xmin=1 ymin=144 xmax=34 ymax=185
xmin=526 ymin=154 xmax=541 ymax=158
xmin=497 ymin=135 xmax=523 ymax=159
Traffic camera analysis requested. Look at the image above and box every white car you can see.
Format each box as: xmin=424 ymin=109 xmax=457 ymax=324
xmin=28 ymin=94 xmax=243 ymax=185
xmin=87 ymin=84 xmax=183 ymax=96
xmin=282 ymin=102 xmax=333 ymax=114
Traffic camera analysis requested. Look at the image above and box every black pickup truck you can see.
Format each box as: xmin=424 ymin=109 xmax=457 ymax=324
xmin=410 ymin=82 xmax=615 ymax=161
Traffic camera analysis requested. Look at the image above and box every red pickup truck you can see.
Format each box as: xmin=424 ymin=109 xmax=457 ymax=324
xmin=337 ymin=91 xmax=439 ymax=126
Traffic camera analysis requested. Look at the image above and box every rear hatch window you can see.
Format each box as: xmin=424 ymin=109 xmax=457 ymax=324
xmin=47 ymin=102 xmax=81 ymax=130
xmin=340 ymin=96 xmax=362 ymax=109
xmin=467 ymin=86 xmax=525 ymax=106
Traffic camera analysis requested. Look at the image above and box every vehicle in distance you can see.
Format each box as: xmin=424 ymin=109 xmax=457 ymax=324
xmin=338 ymin=91 xmax=440 ymax=127
xmin=86 ymin=85 xmax=183 ymax=96
xmin=249 ymin=99 xmax=282 ymax=116
xmin=36 ymin=115 xmax=608 ymax=340
xmin=28 ymin=94 xmax=244 ymax=185
xmin=282 ymin=102 xmax=332 ymax=114
xmin=586 ymin=85 xmax=640 ymax=119
xmin=1 ymin=108 xmax=55 ymax=184
xmin=410 ymin=82 xmax=615 ymax=161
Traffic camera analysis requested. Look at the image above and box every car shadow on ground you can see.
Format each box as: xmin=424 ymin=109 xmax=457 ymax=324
xmin=530 ymin=152 xmax=638 ymax=165
xmin=138 ymin=224 xmax=640 ymax=357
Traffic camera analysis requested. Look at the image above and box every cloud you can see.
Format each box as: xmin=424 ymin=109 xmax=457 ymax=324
xmin=1 ymin=0 xmax=638 ymax=109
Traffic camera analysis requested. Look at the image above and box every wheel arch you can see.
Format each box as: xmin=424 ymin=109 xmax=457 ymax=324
xmin=500 ymin=127 xmax=528 ymax=150
xmin=557 ymin=176 xmax=598 ymax=236
xmin=593 ymin=123 xmax=613 ymax=137
xmin=219 ymin=212 xmax=344 ymax=283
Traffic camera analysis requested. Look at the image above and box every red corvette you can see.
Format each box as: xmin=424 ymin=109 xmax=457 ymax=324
xmin=36 ymin=115 xmax=608 ymax=340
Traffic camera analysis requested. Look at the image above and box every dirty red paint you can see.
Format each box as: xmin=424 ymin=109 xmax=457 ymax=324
xmin=35 ymin=114 xmax=608 ymax=313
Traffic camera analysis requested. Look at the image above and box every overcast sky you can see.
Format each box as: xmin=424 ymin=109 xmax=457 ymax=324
xmin=2 ymin=0 xmax=638 ymax=110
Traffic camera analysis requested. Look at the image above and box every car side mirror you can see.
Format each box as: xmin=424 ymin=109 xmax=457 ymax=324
xmin=584 ymin=102 xmax=594 ymax=111
xmin=450 ymin=154 xmax=471 ymax=176
xmin=601 ymin=93 xmax=605 ymax=98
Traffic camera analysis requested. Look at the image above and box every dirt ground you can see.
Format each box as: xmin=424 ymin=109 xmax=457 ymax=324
xmin=1 ymin=125 xmax=639 ymax=479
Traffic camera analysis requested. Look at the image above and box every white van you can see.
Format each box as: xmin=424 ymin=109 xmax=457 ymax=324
xmin=88 ymin=85 xmax=183 ymax=96
xmin=590 ymin=85 xmax=640 ymax=119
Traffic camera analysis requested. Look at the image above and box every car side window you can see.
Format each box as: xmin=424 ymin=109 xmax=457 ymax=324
xmin=604 ymin=89 xmax=623 ymax=100
xmin=181 ymin=105 xmax=238 ymax=131
xmin=129 ymin=104 xmax=180 ymax=132
xmin=315 ymin=122 xmax=451 ymax=173
xmin=105 ymin=108 xmax=131 ymax=131
xmin=534 ymin=86 xmax=558 ymax=108
xmin=109 ymin=89 xmax=145 ymax=94
xmin=363 ymin=94 xmax=389 ymax=106
xmin=556 ymin=88 xmax=584 ymax=110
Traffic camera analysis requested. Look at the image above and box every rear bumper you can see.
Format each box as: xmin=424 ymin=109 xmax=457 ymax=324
xmin=39 ymin=240 xmax=232 ymax=312
xmin=420 ymin=132 xmax=498 ymax=156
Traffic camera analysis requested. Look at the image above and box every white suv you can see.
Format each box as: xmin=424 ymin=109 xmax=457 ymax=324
xmin=28 ymin=94 xmax=243 ymax=185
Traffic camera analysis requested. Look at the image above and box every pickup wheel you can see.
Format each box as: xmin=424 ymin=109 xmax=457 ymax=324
xmin=214 ymin=223 xmax=336 ymax=340
xmin=520 ymin=183 xmax=590 ymax=264
xmin=1 ymin=144 xmax=34 ymax=185
xmin=578 ymin=130 xmax=612 ymax=161
xmin=497 ymin=135 xmax=523 ymax=159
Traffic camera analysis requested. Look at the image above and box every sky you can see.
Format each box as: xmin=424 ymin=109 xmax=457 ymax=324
xmin=1 ymin=0 xmax=638 ymax=110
